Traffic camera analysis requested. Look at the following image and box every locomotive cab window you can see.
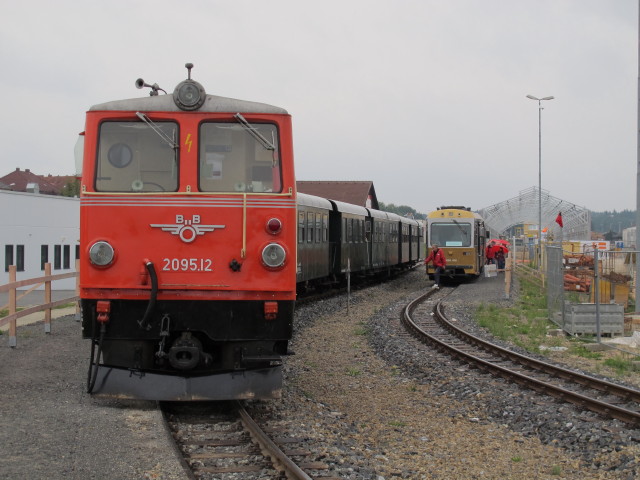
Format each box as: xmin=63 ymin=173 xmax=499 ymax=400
xmin=96 ymin=121 xmax=179 ymax=192
xmin=199 ymin=122 xmax=282 ymax=193
xmin=430 ymin=222 xmax=472 ymax=247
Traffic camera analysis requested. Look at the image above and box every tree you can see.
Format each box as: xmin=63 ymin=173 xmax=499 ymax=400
xmin=61 ymin=179 xmax=80 ymax=197
xmin=378 ymin=202 xmax=426 ymax=220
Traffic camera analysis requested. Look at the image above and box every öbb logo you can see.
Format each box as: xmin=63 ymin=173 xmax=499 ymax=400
xmin=150 ymin=215 xmax=226 ymax=243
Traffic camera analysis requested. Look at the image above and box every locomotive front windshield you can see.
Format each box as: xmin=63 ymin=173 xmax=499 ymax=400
xmin=430 ymin=221 xmax=472 ymax=247
xmin=96 ymin=121 xmax=179 ymax=192
xmin=199 ymin=122 xmax=281 ymax=193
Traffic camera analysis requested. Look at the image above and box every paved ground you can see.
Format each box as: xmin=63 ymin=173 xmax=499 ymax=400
xmin=0 ymin=309 xmax=187 ymax=480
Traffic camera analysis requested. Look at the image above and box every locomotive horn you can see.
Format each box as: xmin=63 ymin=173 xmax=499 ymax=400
xmin=135 ymin=78 xmax=166 ymax=96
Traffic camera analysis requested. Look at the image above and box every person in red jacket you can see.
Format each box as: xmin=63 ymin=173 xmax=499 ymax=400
xmin=485 ymin=241 xmax=496 ymax=264
xmin=424 ymin=243 xmax=446 ymax=289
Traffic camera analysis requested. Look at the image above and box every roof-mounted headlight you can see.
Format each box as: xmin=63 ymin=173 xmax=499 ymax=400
xmin=173 ymin=80 xmax=206 ymax=110
xmin=173 ymin=63 xmax=206 ymax=111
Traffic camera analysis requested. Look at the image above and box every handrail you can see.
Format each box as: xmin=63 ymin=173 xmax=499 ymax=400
xmin=0 ymin=261 xmax=80 ymax=347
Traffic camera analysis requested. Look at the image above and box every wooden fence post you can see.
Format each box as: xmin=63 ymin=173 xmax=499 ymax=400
xmin=8 ymin=265 xmax=17 ymax=347
xmin=44 ymin=263 xmax=52 ymax=333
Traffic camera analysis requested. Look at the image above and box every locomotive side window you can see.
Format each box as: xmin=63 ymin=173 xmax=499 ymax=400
xmin=96 ymin=121 xmax=179 ymax=192
xmin=199 ymin=122 xmax=281 ymax=193
xmin=430 ymin=222 xmax=472 ymax=247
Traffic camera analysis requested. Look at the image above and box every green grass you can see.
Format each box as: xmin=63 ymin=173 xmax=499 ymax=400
xmin=388 ymin=420 xmax=406 ymax=427
xmin=475 ymin=275 xmax=640 ymax=380
xmin=475 ymin=277 xmax=552 ymax=352
xmin=603 ymin=356 xmax=634 ymax=375
xmin=353 ymin=321 xmax=369 ymax=336
xmin=551 ymin=465 xmax=563 ymax=476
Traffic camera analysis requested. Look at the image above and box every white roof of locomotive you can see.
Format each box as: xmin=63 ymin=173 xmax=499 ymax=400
xmin=89 ymin=93 xmax=288 ymax=115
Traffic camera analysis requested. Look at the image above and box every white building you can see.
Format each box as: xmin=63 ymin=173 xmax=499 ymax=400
xmin=1 ymin=190 xmax=79 ymax=290
xmin=622 ymin=226 xmax=636 ymax=250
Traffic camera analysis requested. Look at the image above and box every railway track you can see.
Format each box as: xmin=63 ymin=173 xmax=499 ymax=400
xmin=160 ymin=401 xmax=341 ymax=480
xmin=402 ymin=288 xmax=640 ymax=426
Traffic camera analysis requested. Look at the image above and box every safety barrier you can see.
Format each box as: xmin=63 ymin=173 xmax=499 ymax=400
xmin=0 ymin=261 xmax=79 ymax=347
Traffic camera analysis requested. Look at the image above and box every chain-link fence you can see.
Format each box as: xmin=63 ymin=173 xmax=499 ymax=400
xmin=544 ymin=243 xmax=638 ymax=340
xmin=505 ymin=238 xmax=638 ymax=334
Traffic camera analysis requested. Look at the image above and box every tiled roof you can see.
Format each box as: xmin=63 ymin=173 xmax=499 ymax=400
xmin=0 ymin=168 xmax=70 ymax=195
xmin=296 ymin=181 xmax=379 ymax=209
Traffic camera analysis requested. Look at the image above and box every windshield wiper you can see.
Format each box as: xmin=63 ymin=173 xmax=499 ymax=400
xmin=136 ymin=112 xmax=178 ymax=150
xmin=451 ymin=219 xmax=468 ymax=236
xmin=234 ymin=113 xmax=275 ymax=151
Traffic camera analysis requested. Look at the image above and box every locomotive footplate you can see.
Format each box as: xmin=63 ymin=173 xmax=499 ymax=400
xmin=89 ymin=365 xmax=282 ymax=401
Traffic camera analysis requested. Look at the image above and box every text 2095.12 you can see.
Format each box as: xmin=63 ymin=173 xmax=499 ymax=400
xmin=162 ymin=258 xmax=213 ymax=272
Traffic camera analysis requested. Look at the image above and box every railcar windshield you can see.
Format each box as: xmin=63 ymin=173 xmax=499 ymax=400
xmin=430 ymin=221 xmax=472 ymax=247
xmin=199 ymin=122 xmax=281 ymax=193
xmin=95 ymin=121 xmax=179 ymax=192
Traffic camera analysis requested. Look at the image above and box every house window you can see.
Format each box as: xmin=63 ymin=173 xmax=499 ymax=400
xmin=41 ymin=245 xmax=49 ymax=270
xmin=54 ymin=245 xmax=62 ymax=270
xmin=5 ymin=245 xmax=14 ymax=272
xmin=63 ymin=245 xmax=71 ymax=269
xmin=16 ymin=245 xmax=24 ymax=272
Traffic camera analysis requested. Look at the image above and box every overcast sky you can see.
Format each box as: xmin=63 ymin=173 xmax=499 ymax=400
xmin=1 ymin=1 xmax=637 ymax=214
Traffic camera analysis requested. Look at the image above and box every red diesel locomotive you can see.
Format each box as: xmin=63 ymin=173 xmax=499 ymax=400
xmin=80 ymin=64 xmax=297 ymax=400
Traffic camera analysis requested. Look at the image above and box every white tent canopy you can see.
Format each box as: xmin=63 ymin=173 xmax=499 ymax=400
xmin=479 ymin=187 xmax=591 ymax=241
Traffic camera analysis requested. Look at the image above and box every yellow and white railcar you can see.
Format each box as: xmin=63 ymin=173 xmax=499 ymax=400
xmin=426 ymin=206 xmax=486 ymax=279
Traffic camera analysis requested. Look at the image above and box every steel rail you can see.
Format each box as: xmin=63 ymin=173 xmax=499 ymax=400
xmin=402 ymin=292 xmax=640 ymax=426
xmin=433 ymin=301 xmax=640 ymax=404
xmin=236 ymin=401 xmax=314 ymax=480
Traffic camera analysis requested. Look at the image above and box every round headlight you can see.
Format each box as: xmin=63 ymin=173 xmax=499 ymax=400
xmin=261 ymin=243 xmax=286 ymax=268
xmin=173 ymin=79 xmax=206 ymax=111
xmin=89 ymin=241 xmax=115 ymax=266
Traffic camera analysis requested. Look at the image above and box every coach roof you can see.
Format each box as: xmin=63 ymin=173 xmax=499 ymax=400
xmin=89 ymin=93 xmax=288 ymax=115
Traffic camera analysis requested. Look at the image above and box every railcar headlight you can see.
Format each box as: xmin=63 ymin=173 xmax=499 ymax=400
xmin=261 ymin=243 xmax=286 ymax=269
xmin=89 ymin=241 xmax=115 ymax=266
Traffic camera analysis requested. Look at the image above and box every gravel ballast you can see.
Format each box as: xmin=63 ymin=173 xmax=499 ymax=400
xmin=276 ymin=269 xmax=640 ymax=479
xmin=2 ymin=269 xmax=639 ymax=479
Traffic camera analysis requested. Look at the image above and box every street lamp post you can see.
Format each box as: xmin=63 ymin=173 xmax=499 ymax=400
xmin=526 ymin=94 xmax=554 ymax=265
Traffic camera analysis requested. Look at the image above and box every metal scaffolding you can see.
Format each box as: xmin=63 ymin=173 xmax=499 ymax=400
xmin=479 ymin=186 xmax=591 ymax=240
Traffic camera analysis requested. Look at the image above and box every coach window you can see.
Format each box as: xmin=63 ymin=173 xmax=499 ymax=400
xmin=315 ymin=214 xmax=321 ymax=243
xmin=307 ymin=212 xmax=314 ymax=243
xmin=322 ymin=214 xmax=328 ymax=242
xmin=199 ymin=122 xmax=281 ymax=193
xmin=298 ymin=212 xmax=305 ymax=243
xmin=96 ymin=121 xmax=179 ymax=192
